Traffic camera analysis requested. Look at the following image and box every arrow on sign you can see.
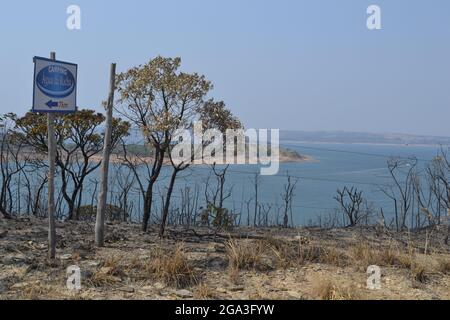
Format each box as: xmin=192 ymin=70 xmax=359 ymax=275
xmin=46 ymin=100 xmax=59 ymax=108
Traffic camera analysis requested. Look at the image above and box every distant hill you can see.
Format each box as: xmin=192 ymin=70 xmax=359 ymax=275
xmin=116 ymin=143 xmax=308 ymax=163
xmin=280 ymin=130 xmax=450 ymax=146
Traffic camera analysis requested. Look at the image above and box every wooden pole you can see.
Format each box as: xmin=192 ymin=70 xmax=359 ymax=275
xmin=47 ymin=52 xmax=57 ymax=259
xmin=95 ymin=63 xmax=116 ymax=247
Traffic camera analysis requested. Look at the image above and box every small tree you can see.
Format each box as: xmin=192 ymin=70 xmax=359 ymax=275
xmin=159 ymin=100 xmax=242 ymax=238
xmin=427 ymin=149 xmax=450 ymax=243
xmin=116 ymin=56 xmax=211 ymax=232
xmin=0 ymin=114 xmax=29 ymax=218
xmin=16 ymin=110 xmax=129 ymax=220
xmin=281 ymin=174 xmax=299 ymax=228
xmin=334 ymin=186 xmax=364 ymax=227
xmin=380 ymin=157 xmax=417 ymax=231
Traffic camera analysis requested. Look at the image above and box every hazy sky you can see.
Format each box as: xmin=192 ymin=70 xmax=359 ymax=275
xmin=1 ymin=0 xmax=449 ymax=136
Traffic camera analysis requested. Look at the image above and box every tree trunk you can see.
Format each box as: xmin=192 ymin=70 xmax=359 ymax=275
xmin=141 ymin=148 xmax=166 ymax=232
xmin=159 ymin=168 xmax=179 ymax=238
xmin=67 ymin=200 xmax=75 ymax=221
xmin=283 ymin=207 xmax=289 ymax=228
xmin=0 ymin=207 xmax=12 ymax=219
xmin=142 ymin=184 xmax=154 ymax=232
xmin=446 ymin=223 xmax=450 ymax=245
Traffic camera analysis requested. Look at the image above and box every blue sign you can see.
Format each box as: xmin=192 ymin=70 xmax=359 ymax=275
xmin=33 ymin=57 xmax=78 ymax=113
xmin=36 ymin=65 xmax=76 ymax=98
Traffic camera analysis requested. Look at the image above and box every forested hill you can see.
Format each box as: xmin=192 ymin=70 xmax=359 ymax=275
xmin=280 ymin=131 xmax=450 ymax=146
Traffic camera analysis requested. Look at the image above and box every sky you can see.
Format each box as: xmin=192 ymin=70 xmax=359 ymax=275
xmin=0 ymin=0 xmax=449 ymax=136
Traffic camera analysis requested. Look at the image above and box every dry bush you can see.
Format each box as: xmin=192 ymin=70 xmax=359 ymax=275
xmin=89 ymin=256 xmax=125 ymax=287
xmin=89 ymin=271 xmax=122 ymax=288
xmin=194 ymin=283 xmax=216 ymax=299
xmin=225 ymin=238 xmax=277 ymax=283
xmin=260 ymin=236 xmax=295 ymax=268
xmin=290 ymin=242 xmax=349 ymax=268
xmin=296 ymin=244 xmax=322 ymax=264
xmin=411 ymin=263 xmax=428 ymax=283
xmin=437 ymin=259 xmax=450 ymax=275
xmin=226 ymin=239 xmax=267 ymax=272
xmin=122 ymin=255 xmax=148 ymax=280
xmin=350 ymin=242 xmax=430 ymax=283
xmin=20 ymin=282 xmax=52 ymax=300
xmin=146 ymin=245 xmax=198 ymax=289
xmin=226 ymin=236 xmax=350 ymax=276
xmin=259 ymin=237 xmax=348 ymax=268
xmin=228 ymin=265 xmax=240 ymax=284
xmin=350 ymin=242 xmax=411 ymax=268
xmin=311 ymin=276 xmax=359 ymax=300
xmin=100 ymin=256 xmax=126 ymax=277
xmin=319 ymin=246 xmax=348 ymax=267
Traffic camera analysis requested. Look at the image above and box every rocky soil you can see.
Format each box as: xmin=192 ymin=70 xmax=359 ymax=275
xmin=1 ymin=217 xmax=449 ymax=300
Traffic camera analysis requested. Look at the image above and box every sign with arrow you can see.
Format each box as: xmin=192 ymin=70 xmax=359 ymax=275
xmin=32 ymin=56 xmax=77 ymax=113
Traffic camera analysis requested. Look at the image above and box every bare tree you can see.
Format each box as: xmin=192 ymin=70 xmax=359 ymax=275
xmin=334 ymin=186 xmax=365 ymax=227
xmin=282 ymin=173 xmax=298 ymax=228
xmin=380 ymin=158 xmax=417 ymax=231
xmin=427 ymin=148 xmax=450 ymax=243
xmin=251 ymin=172 xmax=261 ymax=227
xmin=0 ymin=114 xmax=29 ymax=218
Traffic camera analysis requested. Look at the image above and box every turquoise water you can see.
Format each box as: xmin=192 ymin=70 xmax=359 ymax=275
xmin=124 ymin=142 xmax=441 ymax=226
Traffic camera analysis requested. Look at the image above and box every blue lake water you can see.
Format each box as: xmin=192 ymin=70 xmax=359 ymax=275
xmin=110 ymin=142 xmax=440 ymax=226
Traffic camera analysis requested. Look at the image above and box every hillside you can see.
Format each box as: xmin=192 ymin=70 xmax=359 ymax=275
xmin=1 ymin=218 xmax=449 ymax=300
xmin=280 ymin=131 xmax=450 ymax=146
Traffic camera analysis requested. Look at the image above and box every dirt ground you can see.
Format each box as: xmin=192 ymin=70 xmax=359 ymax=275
xmin=1 ymin=217 xmax=449 ymax=300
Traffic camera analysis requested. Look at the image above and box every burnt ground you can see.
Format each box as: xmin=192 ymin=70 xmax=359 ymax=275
xmin=1 ymin=217 xmax=449 ymax=300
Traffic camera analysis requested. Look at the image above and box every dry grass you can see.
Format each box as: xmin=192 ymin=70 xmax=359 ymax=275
xmin=411 ymin=263 xmax=428 ymax=283
xmin=261 ymin=236 xmax=348 ymax=267
xmin=349 ymin=241 xmax=434 ymax=284
xmin=226 ymin=239 xmax=267 ymax=272
xmin=100 ymin=256 xmax=125 ymax=276
xmin=311 ymin=276 xmax=360 ymax=300
xmin=350 ymin=242 xmax=412 ymax=268
xmin=86 ymin=246 xmax=199 ymax=289
xmin=318 ymin=246 xmax=348 ymax=267
xmin=89 ymin=256 xmax=125 ymax=287
xmin=437 ymin=259 xmax=450 ymax=275
xmin=193 ymin=283 xmax=216 ymax=299
xmin=146 ymin=245 xmax=198 ymax=289
xmin=89 ymin=272 xmax=121 ymax=287
xmin=20 ymin=282 xmax=53 ymax=300
xmin=225 ymin=236 xmax=351 ymax=279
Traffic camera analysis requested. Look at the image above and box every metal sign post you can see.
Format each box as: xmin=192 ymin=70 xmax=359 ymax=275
xmin=32 ymin=52 xmax=78 ymax=259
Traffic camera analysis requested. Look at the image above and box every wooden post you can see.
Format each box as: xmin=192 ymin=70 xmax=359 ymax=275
xmin=95 ymin=63 xmax=116 ymax=247
xmin=47 ymin=52 xmax=57 ymax=259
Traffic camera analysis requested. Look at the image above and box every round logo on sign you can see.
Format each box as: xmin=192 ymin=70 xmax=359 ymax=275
xmin=36 ymin=65 xmax=75 ymax=98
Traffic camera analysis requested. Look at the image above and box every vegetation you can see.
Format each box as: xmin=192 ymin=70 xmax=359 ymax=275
xmin=0 ymin=55 xmax=449 ymax=301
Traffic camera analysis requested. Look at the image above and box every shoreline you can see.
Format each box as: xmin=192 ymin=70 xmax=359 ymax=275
xmin=281 ymin=140 xmax=448 ymax=148
xmin=91 ymin=153 xmax=315 ymax=166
